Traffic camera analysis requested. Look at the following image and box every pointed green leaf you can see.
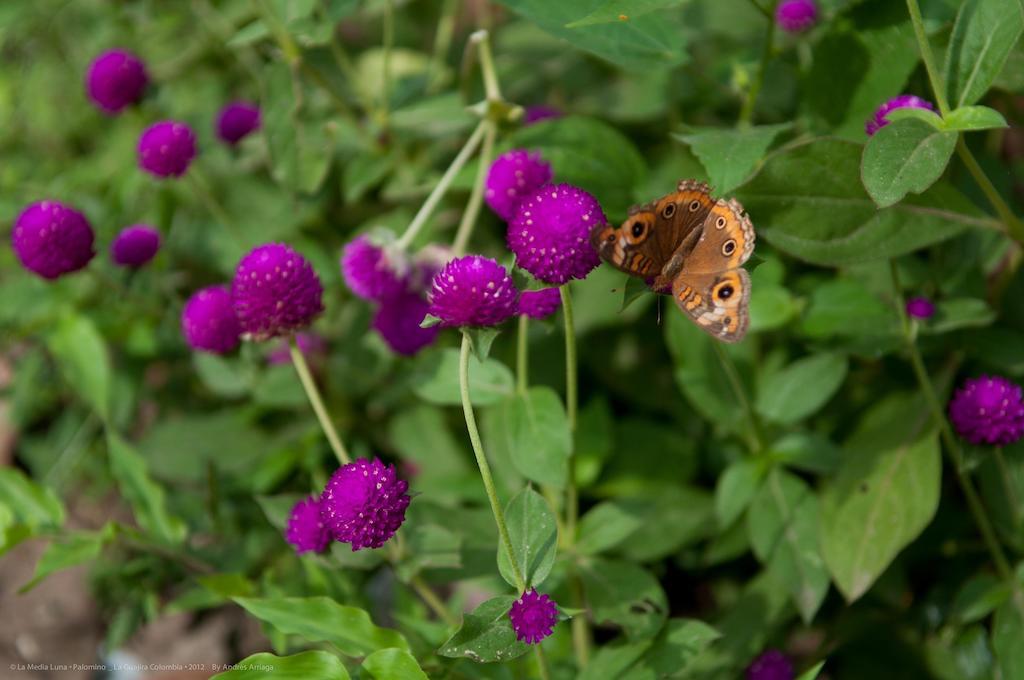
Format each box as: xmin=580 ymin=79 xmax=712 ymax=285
xmin=862 ymin=119 xmax=957 ymax=209
xmin=576 ymin=500 xmax=645 ymax=556
xmin=579 ymin=558 xmax=668 ymax=640
xmin=943 ymin=105 xmax=1009 ymax=132
xmin=210 ymin=651 xmax=350 ymax=679
xmin=107 ymin=432 xmax=186 ymax=545
xmin=361 ymin=649 xmax=428 ymax=680
xmin=505 ymin=387 xmax=571 ymax=489
xmin=715 ymin=459 xmax=766 ymax=529
xmin=497 ymin=487 xmax=558 ymax=588
xmin=438 ymin=595 xmax=531 ymax=662
xmin=945 ymin=0 xmax=1024 ymax=108
xmin=993 ymin=595 xmax=1024 ymax=679
xmin=755 ymin=353 xmax=848 ymax=425
xmin=413 ymin=348 xmax=514 ymax=407
xmin=0 ymin=468 xmax=64 ymax=528
xmin=567 ymin=0 xmax=689 ymax=27
xmin=46 ymin=313 xmax=111 ymax=420
xmin=674 ymin=124 xmax=790 ymax=194
xmin=21 ymin=523 xmax=116 ymax=592
xmin=796 ymin=660 xmax=827 ymax=680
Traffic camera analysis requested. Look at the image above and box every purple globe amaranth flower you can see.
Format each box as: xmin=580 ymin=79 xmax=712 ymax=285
xmin=110 ymin=224 xmax=161 ymax=268
xmin=746 ymin=649 xmax=794 ymax=680
xmin=267 ymin=332 xmax=327 ymax=366
xmin=340 ymin=234 xmax=408 ymax=302
xmin=11 ymin=201 xmax=95 ymax=279
xmin=286 ymin=495 xmax=332 ymax=555
xmin=518 ymin=288 xmax=562 ymax=319
xmin=216 ymin=101 xmax=261 ymax=145
xmin=509 ymin=590 xmax=558 ymax=645
xmin=866 ymin=95 xmax=936 ymax=136
xmin=428 ymin=255 xmax=518 ymax=327
xmin=320 ymin=458 xmax=411 ymax=551
xmin=181 ymin=285 xmax=241 ymax=354
xmin=85 ymin=49 xmax=148 ymax=114
xmin=524 ymin=105 xmax=562 ymax=125
xmin=485 ymin=150 xmax=553 ymax=221
xmin=508 ymin=183 xmax=605 ymax=285
xmin=138 ymin=120 xmax=197 ymax=178
xmin=372 ymin=290 xmax=440 ymax=356
xmin=906 ymin=296 xmax=935 ymax=320
xmin=232 ymin=243 xmax=324 ymax=341
xmin=775 ymin=0 xmax=818 ymax=33
xmin=949 ymin=375 xmax=1024 ymax=446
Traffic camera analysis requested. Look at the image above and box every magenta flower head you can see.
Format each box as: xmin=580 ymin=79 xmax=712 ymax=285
xmin=949 ymin=375 xmax=1024 ymax=446
xmin=866 ymin=95 xmax=936 ymax=136
xmin=906 ymin=296 xmax=935 ymax=320
xmin=524 ymin=105 xmax=562 ymax=126
xmin=746 ymin=649 xmax=794 ymax=680
xmin=518 ymin=288 xmax=562 ymax=319
xmin=372 ymin=290 xmax=440 ymax=356
xmin=508 ymin=184 xmax=605 ymax=285
xmin=110 ymin=224 xmax=161 ymax=268
xmin=320 ymin=458 xmax=411 ymax=551
xmin=775 ymin=0 xmax=817 ymax=33
xmin=340 ymin=234 xmax=408 ymax=302
xmin=285 ymin=495 xmax=332 ymax=555
xmin=216 ymin=101 xmax=261 ymax=145
xmin=181 ymin=285 xmax=241 ymax=354
xmin=138 ymin=121 xmax=197 ymax=178
xmin=428 ymin=255 xmax=518 ymax=327
xmin=485 ymin=150 xmax=553 ymax=221
xmin=509 ymin=590 xmax=558 ymax=645
xmin=11 ymin=201 xmax=95 ymax=280
xmin=85 ymin=49 xmax=148 ymax=114
xmin=267 ymin=332 xmax=327 ymax=366
xmin=232 ymin=243 xmax=324 ymax=341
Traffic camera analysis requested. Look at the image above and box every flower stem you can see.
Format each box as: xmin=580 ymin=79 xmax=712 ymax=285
xmin=409 ymin=574 xmax=458 ymax=627
xmin=904 ymin=0 xmax=950 ymax=117
xmin=516 ymin=314 xmax=530 ymax=396
xmin=535 ymin=646 xmax=553 ymax=680
xmin=738 ymin=0 xmax=778 ymax=127
xmin=712 ymin=341 xmax=764 ymax=453
xmin=379 ymin=0 xmax=394 ymax=130
xmin=459 ymin=333 xmax=527 ymax=591
xmin=956 ymin=138 xmax=1024 ymax=244
xmin=470 ymin=30 xmax=502 ymax=102
xmin=290 ymin=338 xmax=351 ymax=466
xmin=427 ymin=0 xmax=458 ymax=94
xmin=452 ymin=121 xmax=497 ymax=255
xmin=994 ymin=446 xmax=1023 ymax=535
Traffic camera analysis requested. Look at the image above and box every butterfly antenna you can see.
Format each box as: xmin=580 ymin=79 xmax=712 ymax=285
xmin=657 ymin=296 xmax=663 ymax=325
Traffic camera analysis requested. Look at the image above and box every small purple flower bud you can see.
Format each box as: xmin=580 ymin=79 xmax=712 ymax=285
xmin=285 ymin=495 xmax=332 ymax=555
xmin=320 ymin=458 xmax=411 ymax=551
xmin=231 ymin=243 xmax=324 ymax=341
xmin=138 ymin=121 xmax=197 ymax=178
xmin=905 ymin=296 xmax=935 ymax=320
xmin=181 ymin=285 xmax=242 ymax=354
xmin=518 ymin=288 xmax=562 ymax=319
xmin=85 ymin=49 xmax=148 ymax=114
xmin=110 ymin=224 xmax=161 ymax=268
xmin=11 ymin=201 xmax=95 ymax=279
xmin=949 ymin=375 xmax=1024 ymax=446
xmin=372 ymin=290 xmax=440 ymax=356
xmin=485 ymin=150 xmax=553 ymax=221
xmin=523 ymin=106 xmax=562 ymax=126
xmin=746 ymin=649 xmax=794 ymax=680
xmin=866 ymin=95 xmax=936 ymax=136
xmin=428 ymin=255 xmax=518 ymax=328
xmin=267 ymin=332 xmax=327 ymax=366
xmin=216 ymin=101 xmax=261 ymax=145
xmin=340 ymin=235 xmax=408 ymax=302
xmin=509 ymin=590 xmax=558 ymax=645
xmin=775 ymin=0 xmax=818 ymax=33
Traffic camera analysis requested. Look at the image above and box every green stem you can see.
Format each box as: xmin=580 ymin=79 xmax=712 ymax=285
xmin=516 ymin=313 xmax=530 ymax=396
xmin=904 ymin=0 xmax=951 ymax=116
xmin=712 ymin=342 xmax=764 ymax=453
xmin=994 ymin=446 xmax=1023 ymax=535
xmin=254 ymin=0 xmax=300 ymax=65
xmin=409 ymin=574 xmax=458 ymax=627
xmin=956 ymin=138 xmax=1024 ymax=244
xmin=569 ymin=562 xmax=591 ymax=668
xmin=290 ymin=339 xmax=351 ymax=466
xmin=459 ymin=333 xmax=526 ymax=591
xmin=380 ymin=0 xmax=394 ymax=130
xmin=738 ymin=1 xmax=777 ymax=127
xmin=746 ymin=0 xmax=771 ymax=19
xmin=427 ymin=0 xmax=458 ymax=94
xmin=535 ymin=646 xmax=553 ymax=680
xmin=561 ymin=286 xmax=578 ymax=431
xmin=452 ymin=122 xmax=497 ymax=255
xmin=470 ymin=29 xmax=502 ymax=101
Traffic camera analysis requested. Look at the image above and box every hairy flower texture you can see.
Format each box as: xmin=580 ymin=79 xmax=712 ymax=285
xmin=523 ymin=105 xmax=562 ymax=125
xmin=181 ymin=286 xmax=241 ymax=354
xmin=110 ymin=224 xmax=161 ymax=268
xmin=428 ymin=255 xmax=518 ymax=327
xmin=285 ymin=496 xmax=332 ymax=555
xmin=484 ymin=150 xmax=553 ymax=221
xmin=85 ymin=49 xmax=148 ymax=114
xmin=509 ymin=590 xmax=558 ymax=644
xmin=12 ymin=201 xmax=95 ymax=279
xmin=949 ymin=375 xmax=1024 ymax=446
xmin=267 ymin=332 xmax=327 ymax=366
xmin=866 ymin=95 xmax=935 ymax=136
xmin=508 ymin=183 xmax=604 ymax=285
xmin=320 ymin=458 xmax=411 ymax=551
xmin=775 ymin=0 xmax=818 ymax=33
xmin=138 ymin=121 xmax=197 ymax=178
xmin=372 ymin=290 xmax=440 ymax=356
xmin=906 ymin=296 xmax=935 ymax=320
xmin=216 ymin=101 xmax=261 ymax=145
xmin=340 ymin=234 xmax=408 ymax=302
xmin=518 ymin=288 xmax=562 ymax=319
xmin=746 ymin=649 xmax=794 ymax=680
xmin=232 ymin=243 xmax=324 ymax=341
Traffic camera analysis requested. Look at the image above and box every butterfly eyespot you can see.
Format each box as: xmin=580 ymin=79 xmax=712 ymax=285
xmin=715 ymin=216 xmax=727 ymax=229
xmin=631 ymin=222 xmax=645 ymax=238
xmin=688 ymin=200 xmax=701 ymax=212
xmin=722 ymin=239 xmax=737 ymax=256
xmin=662 ymin=203 xmax=676 ymax=218
xmin=718 ymin=284 xmax=734 ymax=299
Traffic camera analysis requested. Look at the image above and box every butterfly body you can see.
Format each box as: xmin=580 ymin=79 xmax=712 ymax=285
xmin=590 ymin=180 xmax=755 ymax=343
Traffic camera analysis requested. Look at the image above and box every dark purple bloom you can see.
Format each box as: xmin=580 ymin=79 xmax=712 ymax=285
xmin=285 ymin=495 xmax=332 ymax=555
xmin=110 ymin=224 xmax=161 ymax=268
xmin=267 ymin=332 xmax=327 ymax=365
xmin=231 ymin=243 xmax=324 ymax=341
xmin=775 ymin=0 xmax=817 ymax=33
xmin=372 ymin=290 xmax=440 ymax=356
xmin=509 ymin=590 xmax=558 ymax=645
xmin=216 ymin=101 xmax=261 ymax=145
xmin=181 ymin=285 xmax=241 ymax=354
xmin=428 ymin=255 xmax=518 ymax=328
xmin=906 ymin=296 xmax=935 ymax=320
xmin=508 ymin=183 xmax=605 ymax=285
xmin=11 ymin=201 xmax=95 ymax=279
xmin=340 ymin=235 xmax=408 ymax=302
xmin=523 ymin=106 xmax=562 ymax=125
xmin=746 ymin=649 xmax=794 ymax=680
xmin=138 ymin=120 xmax=197 ymax=178
xmin=485 ymin=150 xmax=553 ymax=221
xmin=320 ymin=458 xmax=411 ymax=551
xmin=949 ymin=375 xmax=1024 ymax=446
xmin=518 ymin=288 xmax=561 ymax=319
xmin=866 ymin=95 xmax=936 ymax=136
xmin=85 ymin=49 xmax=148 ymax=114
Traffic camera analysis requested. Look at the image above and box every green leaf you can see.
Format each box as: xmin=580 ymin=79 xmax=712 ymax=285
xmin=107 ymin=432 xmax=186 ymax=545
xmin=951 ymin=573 xmax=1012 ymax=624
xmin=361 ymin=649 xmax=428 ymax=680
xmin=46 ymin=313 xmax=111 ymax=420
xmin=884 ymin=106 xmax=947 ymax=129
xmin=618 ymin=618 xmax=722 ymax=679
xmin=579 ymin=558 xmax=668 ymax=639
xmin=576 ymin=501 xmax=646 ymax=556
xmin=0 ymin=468 xmax=64 ymax=528
xmin=796 ymin=660 xmax=827 ymax=680
xmin=566 ymin=0 xmax=688 ymax=26
xmin=21 ymin=524 xmax=116 ymax=592
xmin=755 ymin=353 xmax=848 ymax=425
xmin=674 ymin=124 xmax=790 ymax=194
xmin=438 ymin=595 xmax=531 ymax=662
xmin=464 ymin=327 xmax=500 ymax=362
xmin=922 ymin=298 xmax=996 ymax=334
xmin=861 ymin=119 xmax=958 ymax=208
xmin=715 ymin=459 xmax=767 ymax=529
xmin=497 ymin=487 xmax=558 ymax=588
xmin=210 ymin=651 xmax=350 ymax=679
xmin=992 ymin=596 xmax=1024 ymax=679
xmin=413 ymin=348 xmax=514 ymax=407
xmin=395 ymin=523 xmax=462 ymax=582
xmin=942 ymin=105 xmax=1009 ymax=131
xmin=605 ymin=488 xmax=715 ymax=561
xmin=799 ymin=278 xmax=900 ymax=341
xmin=234 ymin=596 xmax=409 ymax=657
xmin=262 ymin=63 xmax=335 ymax=194
xmin=504 ymin=387 xmax=571 ymax=488
xmin=768 ymin=432 xmax=842 ymax=475
xmin=945 ymin=0 xmax=1024 ymax=108
xmin=621 ymin=276 xmax=651 ymax=312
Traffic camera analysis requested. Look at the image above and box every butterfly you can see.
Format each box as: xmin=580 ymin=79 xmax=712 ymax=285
xmin=590 ymin=179 xmax=755 ymax=343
